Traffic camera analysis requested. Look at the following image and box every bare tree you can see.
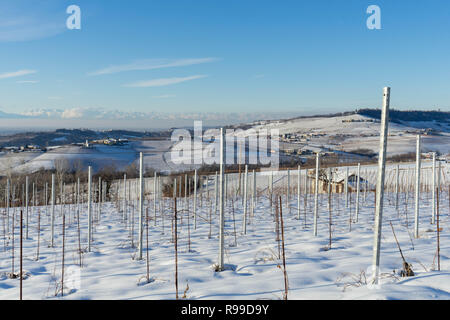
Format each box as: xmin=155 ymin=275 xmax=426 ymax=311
xmin=54 ymin=158 xmax=70 ymax=205
xmin=55 ymin=158 xmax=70 ymax=184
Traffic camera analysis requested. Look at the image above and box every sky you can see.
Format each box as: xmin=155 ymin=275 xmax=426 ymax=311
xmin=0 ymin=0 xmax=450 ymax=127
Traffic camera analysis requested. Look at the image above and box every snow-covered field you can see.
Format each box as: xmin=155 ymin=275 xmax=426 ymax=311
xmin=0 ymin=113 xmax=448 ymax=176
xmin=0 ymin=140 xmax=179 ymax=175
xmin=242 ymin=114 xmax=450 ymax=157
xmin=1 ymin=164 xmax=449 ymax=300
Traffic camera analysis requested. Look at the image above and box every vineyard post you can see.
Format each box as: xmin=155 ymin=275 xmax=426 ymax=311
xmin=225 ymin=172 xmax=229 ymax=205
xmin=371 ymin=86 xmax=390 ymax=284
xmin=77 ymin=177 xmax=80 ymax=207
xmin=436 ymin=186 xmax=440 ymax=271
xmin=431 ymin=152 xmax=436 ymax=224
xmin=183 ymin=175 xmax=187 ymax=214
xmin=51 ymin=174 xmax=55 ymax=247
xmin=6 ymin=179 xmax=9 ymax=235
xmin=174 ymin=198 xmax=178 ymax=299
xmin=214 ymin=171 xmax=218 ymax=214
xmin=20 ymin=209 xmax=23 ymax=300
xmin=154 ymin=172 xmax=157 ymax=227
xmin=194 ymin=169 xmax=197 ymax=230
xmin=279 ymin=196 xmax=288 ymax=300
xmin=243 ymin=164 xmax=248 ymax=234
xmin=25 ymin=176 xmax=29 ymax=239
xmin=414 ymin=135 xmax=421 ymax=238
xmin=313 ymin=152 xmax=320 ymax=236
xmin=345 ymin=167 xmax=349 ymax=208
xmin=123 ymin=173 xmax=127 ymax=222
xmin=395 ymin=164 xmax=400 ymax=210
xmin=287 ymin=169 xmax=290 ymax=213
xmin=88 ymin=166 xmax=92 ymax=252
xmin=218 ymin=128 xmax=225 ymax=271
xmin=98 ymin=177 xmax=102 ymax=222
xmin=297 ymin=165 xmax=301 ymax=220
xmin=356 ymin=163 xmax=360 ymax=222
xmin=270 ymin=171 xmax=274 ymax=215
xmin=138 ymin=152 xmax=144 ymax=260
xmin=252 ymin=169 xmax=256 ymax=208
xmin=327 ymin=167 xmax=332 ymax=211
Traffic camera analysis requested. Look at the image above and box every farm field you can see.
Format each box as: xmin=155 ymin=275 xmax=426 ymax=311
xmin=0 ymin=163 xmax=449 ymax=300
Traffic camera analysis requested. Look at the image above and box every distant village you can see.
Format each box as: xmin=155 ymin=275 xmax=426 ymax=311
xmin=79 ymin=138 xmax=129 ymax=148
xmin=0 ymin=137 xmax=129 ymax=153
xmin=280 ymin=132 xmax=326 ymax=144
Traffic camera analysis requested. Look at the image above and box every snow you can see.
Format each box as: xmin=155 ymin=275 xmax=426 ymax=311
xmin=238 ymin=114 xmax=450 ymax=157
xmin=1 ymin=163 xmax=450 ymax=300
xmin=1 ymin=113 xmax=448 ymax=177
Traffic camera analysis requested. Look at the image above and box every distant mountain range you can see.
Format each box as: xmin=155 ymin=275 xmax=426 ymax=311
xmin=2 ymin=107 xmax=448 ymax=124
xmin=0 ymin=110 xmax=28 ymax=118
xmin=0 ymin=108 xmax=303 ymax=122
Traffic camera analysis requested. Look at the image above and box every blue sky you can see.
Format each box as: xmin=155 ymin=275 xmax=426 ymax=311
xmin=1 ymin=0 xmax=450 ymax=118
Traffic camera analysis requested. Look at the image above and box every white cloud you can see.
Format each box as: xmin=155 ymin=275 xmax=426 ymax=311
xmin=152 ymin=94 xmax=176 ymax=99
xmin=88 ymin=58 xmax=220 ymax=76
xmin=61 ymin=108 xmax=84 ymax=119
xmin=16 ymin=80 xmax=39 ymax=84
xmin=0 ymin=69 xmax=37 ymax=79
xmin=123 ymin=75 xmax=207 ymax=88
xmin=0 ymin=3 xmax=66 ymax=42
xmin=14 ymin=108 xmax=304 ymax=125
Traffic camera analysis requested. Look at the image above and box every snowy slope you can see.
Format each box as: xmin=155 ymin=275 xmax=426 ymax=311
xmin=0 ymin=164 xmax=449 ymax=300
